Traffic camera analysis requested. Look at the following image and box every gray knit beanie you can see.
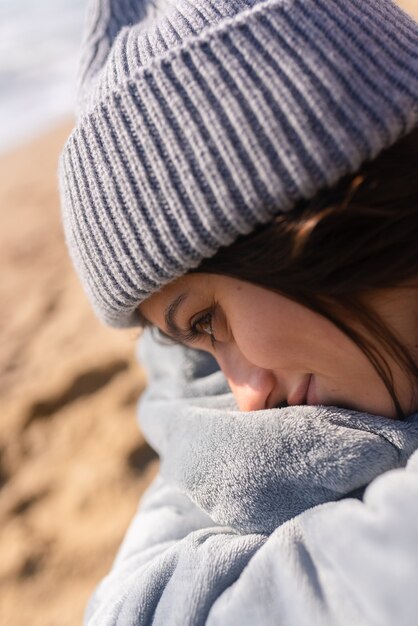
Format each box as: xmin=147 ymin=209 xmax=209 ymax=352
xmin=59 ymin=0 xmax=418 ymax=328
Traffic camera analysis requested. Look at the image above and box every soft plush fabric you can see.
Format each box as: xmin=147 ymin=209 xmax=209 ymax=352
xmin=139 ymin=331 xmax=418 ymax=534
xmin=58 ymin=0 xmax=418 ymax=327
xmin=84 ymin=330 xmax=418 ymax=625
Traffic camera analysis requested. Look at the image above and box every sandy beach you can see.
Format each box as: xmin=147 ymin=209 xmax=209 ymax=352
xmin=0 ymin=123 xmax=158 ymax=626
xmin=399 ymin=0 xmax=418 ymax=18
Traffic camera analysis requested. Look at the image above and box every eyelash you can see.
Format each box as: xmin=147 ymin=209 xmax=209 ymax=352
xmin=185 ymin=306 xmax=218 ymax=347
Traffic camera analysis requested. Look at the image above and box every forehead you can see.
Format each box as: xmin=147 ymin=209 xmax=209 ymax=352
xmin=139 ymin=273 xmax=212 ymax=325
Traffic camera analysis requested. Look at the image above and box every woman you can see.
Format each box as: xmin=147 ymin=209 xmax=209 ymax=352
xmin=140 ymin=130 xmax=418 ymax=419
xmin=59 ymin=0 xmax=418 ymax=624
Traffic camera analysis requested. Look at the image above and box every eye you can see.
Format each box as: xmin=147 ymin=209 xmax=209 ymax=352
xmin=189 ymin=307 xmax=218 ymax=346
xmin=194 ymin=312 xmax=216 ymax=340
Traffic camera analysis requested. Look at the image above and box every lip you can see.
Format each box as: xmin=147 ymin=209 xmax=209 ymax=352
xmin=306 ymin=374 xmax=318 ymax=405
xmin=287 ymin=374 xmax=312 ymax=406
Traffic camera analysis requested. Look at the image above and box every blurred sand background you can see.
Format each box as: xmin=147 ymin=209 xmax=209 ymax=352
xmin=0 ymin=2 xmax=417 ymax=626
xmin=0 ymin=122 xmax=158 ymax=626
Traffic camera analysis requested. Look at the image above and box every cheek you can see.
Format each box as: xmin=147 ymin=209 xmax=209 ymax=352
xmin=229 ymin=298 xmax=304 ymax=369
xmin=229 ymin=293 xmax=346 ymax=372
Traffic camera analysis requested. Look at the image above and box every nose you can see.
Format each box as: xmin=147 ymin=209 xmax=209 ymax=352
xmin=216 ymin=345 xmax=277 ymax=412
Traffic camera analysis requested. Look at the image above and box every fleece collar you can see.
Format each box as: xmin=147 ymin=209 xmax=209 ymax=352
xmin=139 ymin=330 xmax=418 ymax=534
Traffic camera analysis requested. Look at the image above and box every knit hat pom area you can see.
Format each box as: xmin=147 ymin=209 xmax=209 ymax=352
xmin=59 ymin=0 xmax=418 ymax=328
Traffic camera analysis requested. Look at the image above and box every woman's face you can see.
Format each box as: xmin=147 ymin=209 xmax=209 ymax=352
xmin=140 ymin=274 xmax=418 ymax=418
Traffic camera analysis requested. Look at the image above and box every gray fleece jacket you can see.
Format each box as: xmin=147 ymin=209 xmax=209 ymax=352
xmin=85 ymin=329 xmax=418 ymax=626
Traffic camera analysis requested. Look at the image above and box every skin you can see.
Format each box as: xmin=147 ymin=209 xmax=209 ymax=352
xmin=140 ymin=274 xmax=418 ymax=418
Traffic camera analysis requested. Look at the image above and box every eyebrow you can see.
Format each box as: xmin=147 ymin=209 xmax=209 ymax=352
xmin=164 ymin=292 xmax=189 ymax=341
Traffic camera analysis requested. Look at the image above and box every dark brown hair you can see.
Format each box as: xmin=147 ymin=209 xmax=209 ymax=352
xmin=191 ymin=127 xmax=418 ymax=417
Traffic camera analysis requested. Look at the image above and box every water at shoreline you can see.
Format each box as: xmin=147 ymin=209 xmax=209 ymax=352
xmin=0 ymin=0 xmax=86 ymax=154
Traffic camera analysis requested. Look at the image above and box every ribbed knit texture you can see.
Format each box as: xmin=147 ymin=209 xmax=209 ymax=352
xmin=59 ymin=0 xmax=418 ymax=327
